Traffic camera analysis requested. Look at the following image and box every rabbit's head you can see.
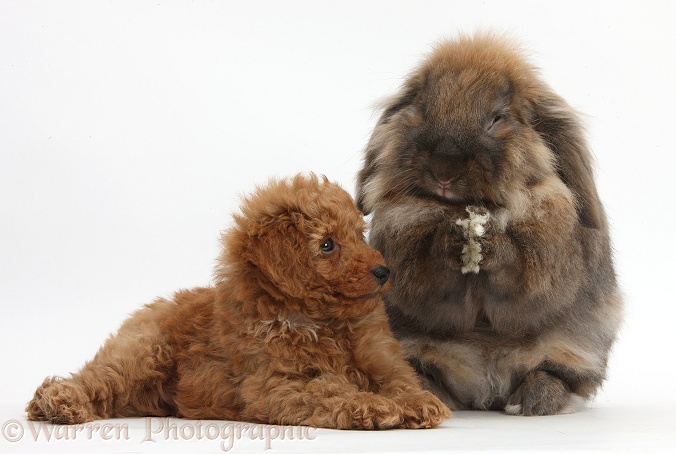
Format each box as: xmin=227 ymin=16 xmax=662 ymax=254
xmin=358 ymin=33 xmax=603 ymax=229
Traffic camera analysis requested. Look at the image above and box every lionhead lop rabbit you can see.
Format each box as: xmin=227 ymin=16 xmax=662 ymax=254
xmin=356 ymin=33 xmax=623 ymax=416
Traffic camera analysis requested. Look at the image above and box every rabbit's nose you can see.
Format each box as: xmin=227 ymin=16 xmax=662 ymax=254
xmin=372 ymin=266 xmax=390 ymax=285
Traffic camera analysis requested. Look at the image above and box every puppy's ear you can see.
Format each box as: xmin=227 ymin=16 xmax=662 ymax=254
xmin=529 ymin=93 xmax=605 ymax=230
xmin=248 ymin=214 xmax=312 ymax=300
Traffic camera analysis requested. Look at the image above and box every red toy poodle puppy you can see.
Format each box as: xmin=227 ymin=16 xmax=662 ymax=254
xmin=27 ymin=174 xmax=450 ymax=429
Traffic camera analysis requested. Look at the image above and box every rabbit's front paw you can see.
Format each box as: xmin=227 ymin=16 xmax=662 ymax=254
xmin=505 ymin=371 xmax=573 ymax=416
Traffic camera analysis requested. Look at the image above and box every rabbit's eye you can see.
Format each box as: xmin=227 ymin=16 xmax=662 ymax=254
xmin=487 ymin=114 xmax=503 ymax=132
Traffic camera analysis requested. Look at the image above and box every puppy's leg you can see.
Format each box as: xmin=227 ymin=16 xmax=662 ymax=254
xmin=26 ymin=376 xmax=98 ymax=424
xmin=240 ymin=343 xmax=449 ymax=428
xmin=241 ymin=374 xmax=411 ymax=430
xmin=322 ymin=389 xmax=408 ymax=430
xmin=349 ymin=311 xmax=451 ymax=428
xmin=27 ymin=338 xmax=174 ymax=424
xmin=27 ymin=300 xmax=176 ymax=424
xmin=360 ymin=351 xmax=451 ymax=428
xmin=378 ymin=381 xmax=451 ymax=429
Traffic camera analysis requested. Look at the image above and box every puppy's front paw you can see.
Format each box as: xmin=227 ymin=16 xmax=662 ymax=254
xmin=333 ymin=394 xmax=404 ymax=430
xmin=399 ymin=390 xmax=451 ymax=429
xmin=505 ymin=371 xmax=573 ymax=416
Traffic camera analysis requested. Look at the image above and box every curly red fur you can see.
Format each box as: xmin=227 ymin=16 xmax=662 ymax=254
xmin=26 ymin=174 xmax=450 ymax=429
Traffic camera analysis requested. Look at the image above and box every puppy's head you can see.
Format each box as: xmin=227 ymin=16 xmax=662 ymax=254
xmin=219 ymin=174 xmax=389 ymax=319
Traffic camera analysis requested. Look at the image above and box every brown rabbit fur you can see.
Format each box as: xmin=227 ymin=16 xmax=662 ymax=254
xmin=357 ymin=34 xmax=623 ymax=416
xmin=26 ymin=174 xmax=450 ymax=429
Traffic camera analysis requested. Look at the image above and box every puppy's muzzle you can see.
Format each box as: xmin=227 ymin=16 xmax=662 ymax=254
xmin=372 ymin=266 xmax=390 ymax=286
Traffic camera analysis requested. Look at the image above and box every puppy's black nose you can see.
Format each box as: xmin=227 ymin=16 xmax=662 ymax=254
xmin=372 ymin=266 xmax=390 ymax=285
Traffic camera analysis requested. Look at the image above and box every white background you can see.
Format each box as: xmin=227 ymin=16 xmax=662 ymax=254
xmin=1 ymin=1 xmax=674 ymax=452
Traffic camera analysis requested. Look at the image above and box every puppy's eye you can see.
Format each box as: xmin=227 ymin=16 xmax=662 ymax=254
xmin=320 ymin=238 xmax=335 ymax=253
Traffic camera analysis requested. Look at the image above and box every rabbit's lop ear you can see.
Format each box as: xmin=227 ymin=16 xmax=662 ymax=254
xmin=357 ymin=82 xmax=422 ymax=215
xmin=356 ymin=137 xmax=379 ymax=215
xmin=529 ymin=92 xmax=605 ymax=230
